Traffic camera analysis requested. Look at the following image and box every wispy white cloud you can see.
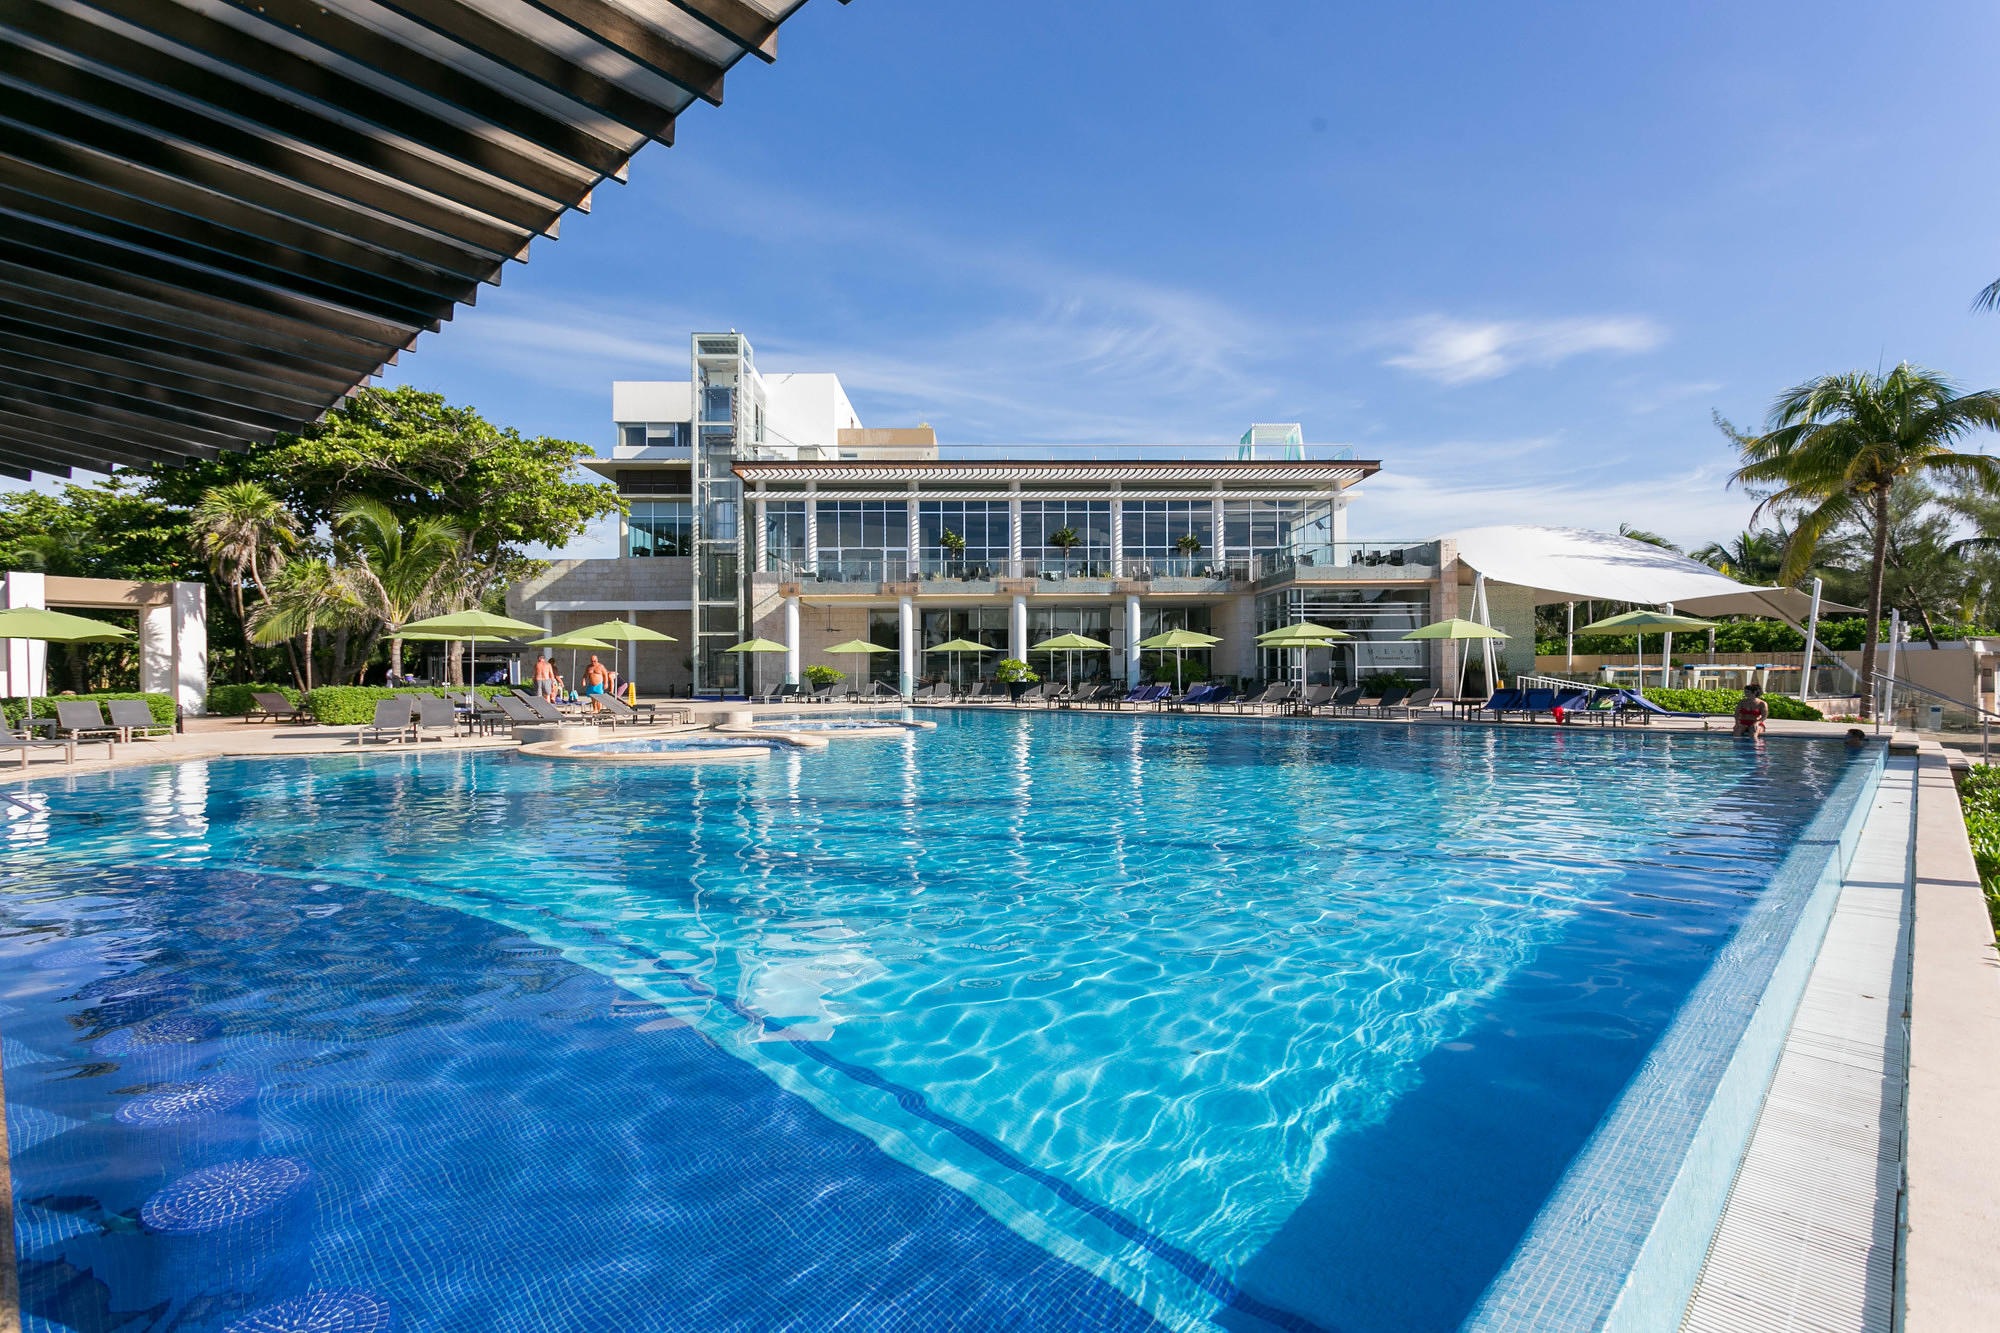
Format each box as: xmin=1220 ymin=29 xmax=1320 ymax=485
xmin=1380 ymin=315 xmax=1667 ymax=385
xmin=1352 ymin=459 xmax=1751 ymax=548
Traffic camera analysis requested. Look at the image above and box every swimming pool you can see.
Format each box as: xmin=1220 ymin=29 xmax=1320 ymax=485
xmin=0 ymin=712 xmax=1876 ymax=1332
xmin=568 ymin=735 xmax=803 ymax=753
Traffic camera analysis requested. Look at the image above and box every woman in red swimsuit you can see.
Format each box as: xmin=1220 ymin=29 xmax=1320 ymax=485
xmin=1733 ymin=683 xmax=1769 ymax=737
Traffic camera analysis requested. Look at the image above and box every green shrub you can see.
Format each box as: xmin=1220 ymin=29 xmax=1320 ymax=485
xmin=206 ymin=683 xmax=303 ymax=716
xmin=1150 ymin=660 xmax=1209 ymax=684
xmin=1641 ymin=687 xmax=1823 ymax=721
xmin=803 ymin=664 xmax=845 ymax=689
xmin=303 ymin=684 xmax=512 ymax=725
xmin=1956 ymin=765 xmax=2000 ymax=936
xmin=2 ymin=692 xmax=174 ymax=728
xmin=995 ymin=659 xmax=1038 ymax=685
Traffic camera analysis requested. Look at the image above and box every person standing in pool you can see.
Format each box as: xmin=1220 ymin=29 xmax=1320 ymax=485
xmin=1733 ymin=683 xmax=1770 ymax=737
xmin=582 ymin=655 xmax=611 ymax=712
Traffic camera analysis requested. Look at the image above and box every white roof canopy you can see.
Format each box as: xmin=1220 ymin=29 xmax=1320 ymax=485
xmin=1441 ymin=525 xmax=1856 ymax=621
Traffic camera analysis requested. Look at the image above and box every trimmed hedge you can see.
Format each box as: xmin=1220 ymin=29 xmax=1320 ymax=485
xmin=2 ymin=691 xmax=175 ymax=728
xmin=1957 ymin=765 xmax=2000 ymax=937
xmin=206 ymin=683 xmax=303 ymax=716
xmin=1640 ymin=686 xmax=1823 ymax=722
xmin=303 ymin=684 xmax=513 ymax=726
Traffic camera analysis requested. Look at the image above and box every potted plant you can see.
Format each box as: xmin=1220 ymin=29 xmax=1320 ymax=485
xmin=803 ymin=664 xmax=845 ymax=696
xmin=1175 ymin=531 xmax=1203 ymax=575
xmin=938 ymin=527 xmax=967 ymax=579
xmin=996 ymin=657 xmax=1039 ymax=702
xmin=1047 ymin=526 xmax=1081 ymax=575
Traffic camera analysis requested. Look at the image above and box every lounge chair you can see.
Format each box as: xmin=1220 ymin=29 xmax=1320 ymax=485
xmin=358 ymin=697 xmax=416 ymax=744
xmin=1314 ymin=685 xmax=1364 ymax=715
xmin=1381 ymin=687 xmax=1441 ymax=717
xmin=1195 ymin=684 xmax=1235 ymax=711
xmin=1359 ymin=687 xmax=1410 ymax=716
xmin=598 ymin=695 xmax=654 ymax=727
xmin=105 ymin=699 xmax=172 ymax=741
xmin=1233 ymin=684 xmax=1295 ymax=714
xmin=1290 ymin=684 xmax=1335 ymax=715
xmin=0 ymin=725 xmax=84 ymax=767
xmin=413 ymin=695 xmax=459 ymax=742
xmin=1609 ymin=689 xmax=1703 ymax=724
xmin=491 ymin=694 xmax=541 ymax=732
xmin=245 ymin=691 xmax=307 ymax=724
xmin=50 ymin=701 xmax=123 ymax=749
xmin=1471 ymin=689 xmax=1525 ymax=721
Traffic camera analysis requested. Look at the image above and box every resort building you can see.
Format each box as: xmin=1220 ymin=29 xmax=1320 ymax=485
xmin=508 ymin=332 xmax=1463 ymax=695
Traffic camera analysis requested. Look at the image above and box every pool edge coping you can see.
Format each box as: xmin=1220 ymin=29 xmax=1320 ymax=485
xmin=1901 ymin=745 xmax=2000 ymax=1329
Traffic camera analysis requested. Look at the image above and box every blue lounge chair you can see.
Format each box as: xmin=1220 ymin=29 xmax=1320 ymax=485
xmin=1473 ymin=689 xmax=1523 ymax=720
xmin=1199 ymin=685 xmax=1235 ymax=711
xmin=1167 ymin=683 xmax=1217 ymax=710
xmin=1611 ymin=689 xmax=1704 ymax=722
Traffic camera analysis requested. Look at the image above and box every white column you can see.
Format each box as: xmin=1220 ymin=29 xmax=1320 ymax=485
xmin=171 ymin=582 xmax=206 ymax=714
xmin=542 ymin=612 xmax=553 ymax=662
xmin=1211 ymin=488 xmax=1227 ymax=575
xmin=1 ymin=571 xmax=46 ymax=699
xmin=1883 ymin=609 xmax=1902 ymax=722
xmin=140 ymin=602 xmax=172 ymax=697
xmin=1661 ymin=602 xmax=1674 ymax=687
xmin=1125 ymin=592 xmax=1142 ymax=688
xmin=804 ymin=486 xmax=820 ymax=575
xmin=1010 ymin=593 xmax=1027 ymax=661
xmin=1565 ymin=601 xmax=1574 ymax=671
xmin=784 ymin=595 xmax=801 ymax=686
xmin=906 ymin=488 xmax=919 ymax=580
xmin=897 ymin=594 xmax=915 ymax=697
xmin=752 ymin=497 xmax=768 ymax=573
xmin=1007 ymin=492 xmax=1023 ymax=576
xmin=1110 ymin=495 xmax=1125 ymax=578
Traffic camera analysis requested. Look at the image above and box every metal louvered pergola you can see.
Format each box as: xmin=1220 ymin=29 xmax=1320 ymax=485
xmin=0 ymin=0 xmax=844 ymax=480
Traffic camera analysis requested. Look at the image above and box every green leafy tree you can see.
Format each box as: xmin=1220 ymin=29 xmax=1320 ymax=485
xmin=1047 ymin=526 xmax=1082 ymax=561
xmin=1616 ymin=523 xmax=1681 ymax=552
xmin=1690 ymin=529 xmax=1786 ymax=584
xmin=192 ymin=482 xmax=299 ymax=682
xmin=1732 ymin=364 xmax=2000 ymax=715
xmin=329 ymin=499 xmax=465 ymax=680
xmin=148 ymin=386 xmax=620 ymax=604
xmin=249 ymin=558 xmax=363 ymax=690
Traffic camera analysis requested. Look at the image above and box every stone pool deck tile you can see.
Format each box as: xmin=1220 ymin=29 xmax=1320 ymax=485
xmin=1681 ymin=757 xmax=1914 ymax=1333
xmin=1902 ymin=746 xmax=2000 ymax=1330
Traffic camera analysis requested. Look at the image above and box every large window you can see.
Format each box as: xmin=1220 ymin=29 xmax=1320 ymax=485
xmin=763 ymin=501 xmax=807 ymax=570
xmin=916 ymin=501 xmax=1010 ymax=575
xmin=1028 ymin=607 xmax=1113 ymax=685
xmin=628 ymin=500 xmax=693 ymax=557
xmin=1223 ymin=499 xmax=1335 ymax=564
xmin=1256 ymin=587 xmax=1431 ymax=684
xmin=815 ymin=501 xmax=908 ymax=580
xmin=1021 ymin=500 xmax=1111 ymax=575
xmin=1121 ymin=500 xmax=1216 ymax=575
xmin=919 ymin=608 xmax=1010 ymax=686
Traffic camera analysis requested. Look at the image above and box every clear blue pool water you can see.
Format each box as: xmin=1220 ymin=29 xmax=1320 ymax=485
xmin=0 ymin=712 xmax=1873 ymax=1332
xmin=568 ymin=736 xmax=799 ymax=753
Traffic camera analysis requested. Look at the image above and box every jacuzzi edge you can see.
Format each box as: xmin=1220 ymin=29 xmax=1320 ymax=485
xmin=1462 ymin=744 xmax=1889 ymax=1333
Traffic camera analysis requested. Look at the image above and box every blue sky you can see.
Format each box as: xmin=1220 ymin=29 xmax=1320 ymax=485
xmin=370 ymin=1 xmax=1987 ymax=551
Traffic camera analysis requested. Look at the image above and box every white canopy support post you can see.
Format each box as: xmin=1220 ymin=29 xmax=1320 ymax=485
xmin=1883 ymin=609 xmax=1902 ymax=729
xmin=1565 ymin=601 xmax=1574 ymax=671
xmin=1800 ymin=577 xmax=1822 ymax=702
xmin=1661 ymin=602 xmax=1674 ymax=688
xmin=1707 ymin=627 xmax=1715 ymax=664
xmin=1473 ymin=573 xmax=1495 ymax=693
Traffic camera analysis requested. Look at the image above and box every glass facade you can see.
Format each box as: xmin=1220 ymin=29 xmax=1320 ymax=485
xmin=1256 ymin=587 xmax=1431 ymax=684
xmin=916 ymin=501 xmax=1010 ymax=575
xmin=1027 ymin=606 xmax=1113 ymax=686
xmin=1021 ymin=500 xmax=1111 ymax=575
xmin=1121 ymin=500 xmax=1216 ymax=576
xmin=816 ymin=501 xmax=909 ymax=580
xmin=763 ymin=501 xmax=807 ymax=569
xmin=1223 ymin=499 xmax=1336 ymax=563
xmin=627 ymin=500 xmax=692 ymax=557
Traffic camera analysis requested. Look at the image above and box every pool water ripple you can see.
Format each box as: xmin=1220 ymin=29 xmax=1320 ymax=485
xmin=0 ymin=711 xmax=1865 ymax=1332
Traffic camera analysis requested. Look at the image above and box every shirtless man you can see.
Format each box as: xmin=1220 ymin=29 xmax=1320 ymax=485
xmin=582 ymin=654 xmax=612 ymax=712
xmin=533 ymin=653 xmax=558 ymax=701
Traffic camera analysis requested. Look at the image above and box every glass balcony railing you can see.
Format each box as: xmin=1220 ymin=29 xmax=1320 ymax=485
xmin=1257 ymin=542 xmax=1440 ymax=580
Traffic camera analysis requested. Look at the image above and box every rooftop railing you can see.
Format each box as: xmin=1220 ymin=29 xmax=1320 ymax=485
xmin=1257 ymin=541 xmax=1440 ymax=580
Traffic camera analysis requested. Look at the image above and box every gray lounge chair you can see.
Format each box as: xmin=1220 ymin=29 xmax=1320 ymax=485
xmin=414 ymin=695 xmax=459 ymax=741
xmin=105 ymin=699 xmax=172 ymax=741
xmin=0 ymin=725 xmax=82 ymax=767
xmin=1232 ymin=684 xmax=1294 ymax=714
xmin=492 ymin=694 xmax=540 ymax=732
xmin=1315 ymin=685 xmax=1365 ymax=715
xmin=1382 ymin=687 xmax=1441 ymax=717
xmin=358 ymin=697 xmax=415 ymax=744
xmin=51 ymin=701 xmax=123 ymax=748
xmin=597 ymin=695 xmax=645 ymax=728
xmin=245 ymin=691 xmax=306 ymax=723
xmin=1291 ymin=684 xmax=1335 ymax=715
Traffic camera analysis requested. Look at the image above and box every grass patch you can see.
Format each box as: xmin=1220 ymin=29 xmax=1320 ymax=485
xmin=1957 ymin=765 xmax=2000 ymax=937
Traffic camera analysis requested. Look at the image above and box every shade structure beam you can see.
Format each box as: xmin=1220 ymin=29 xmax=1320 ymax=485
xmin=0 ymin=0 xmax=837 ymax=475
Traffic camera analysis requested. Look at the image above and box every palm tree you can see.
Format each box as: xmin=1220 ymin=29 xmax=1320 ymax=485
xmin=192 ymin=481 xmax=298 ymax=681
xmin=248 ymin=558 xmax=358 ymax=691
xmin=1731 ymin=364 xmax=2000 ymax=715
xmin=1691 ymin=529 xmax=1786 ymax=584
xmin=1616 ymin=523 xmax=1681 ymax=552
xmin=331 ymin=499 xmax=463 ymax=680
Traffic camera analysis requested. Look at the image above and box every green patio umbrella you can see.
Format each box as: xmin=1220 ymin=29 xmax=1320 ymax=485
xmin=1255 ymin=622 xmax=1351 ymax=689
xmin=822 ymin=638 xmax=893 ymax=695
xmin=397 ymin=610 xmax=546 ymax=703
xmin=0 ymin=607 xmax=135 ymax=701
xmin=1401 ymin=618 xmax=1511 ymax=700
xmin=1135 ymin=628 xmax=1221 ymax=693
xmin=1579 ymin=609 xmax=1719 ymax=694
xmin=528 ymin=632 xmax=617 ymax=699
xmin=723 ymin=637 xmax=790 ymax=698
xmin=1030 ymin=632 xmax=1110 ymax=696
xmin=569 ymin=620 xmax=677 ymax=698
xmin=926 ymin=637 xmax=994 ymax=693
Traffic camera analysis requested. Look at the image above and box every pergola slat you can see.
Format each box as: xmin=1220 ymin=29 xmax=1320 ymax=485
xmin=0 ymin=0 xmax=837 ymax=476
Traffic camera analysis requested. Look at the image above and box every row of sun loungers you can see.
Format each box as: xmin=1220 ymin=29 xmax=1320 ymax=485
xmin=0 ymin=699 xmax=176 ymax=767
xmin=355 ymin=689 xmax=669 ymax=744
